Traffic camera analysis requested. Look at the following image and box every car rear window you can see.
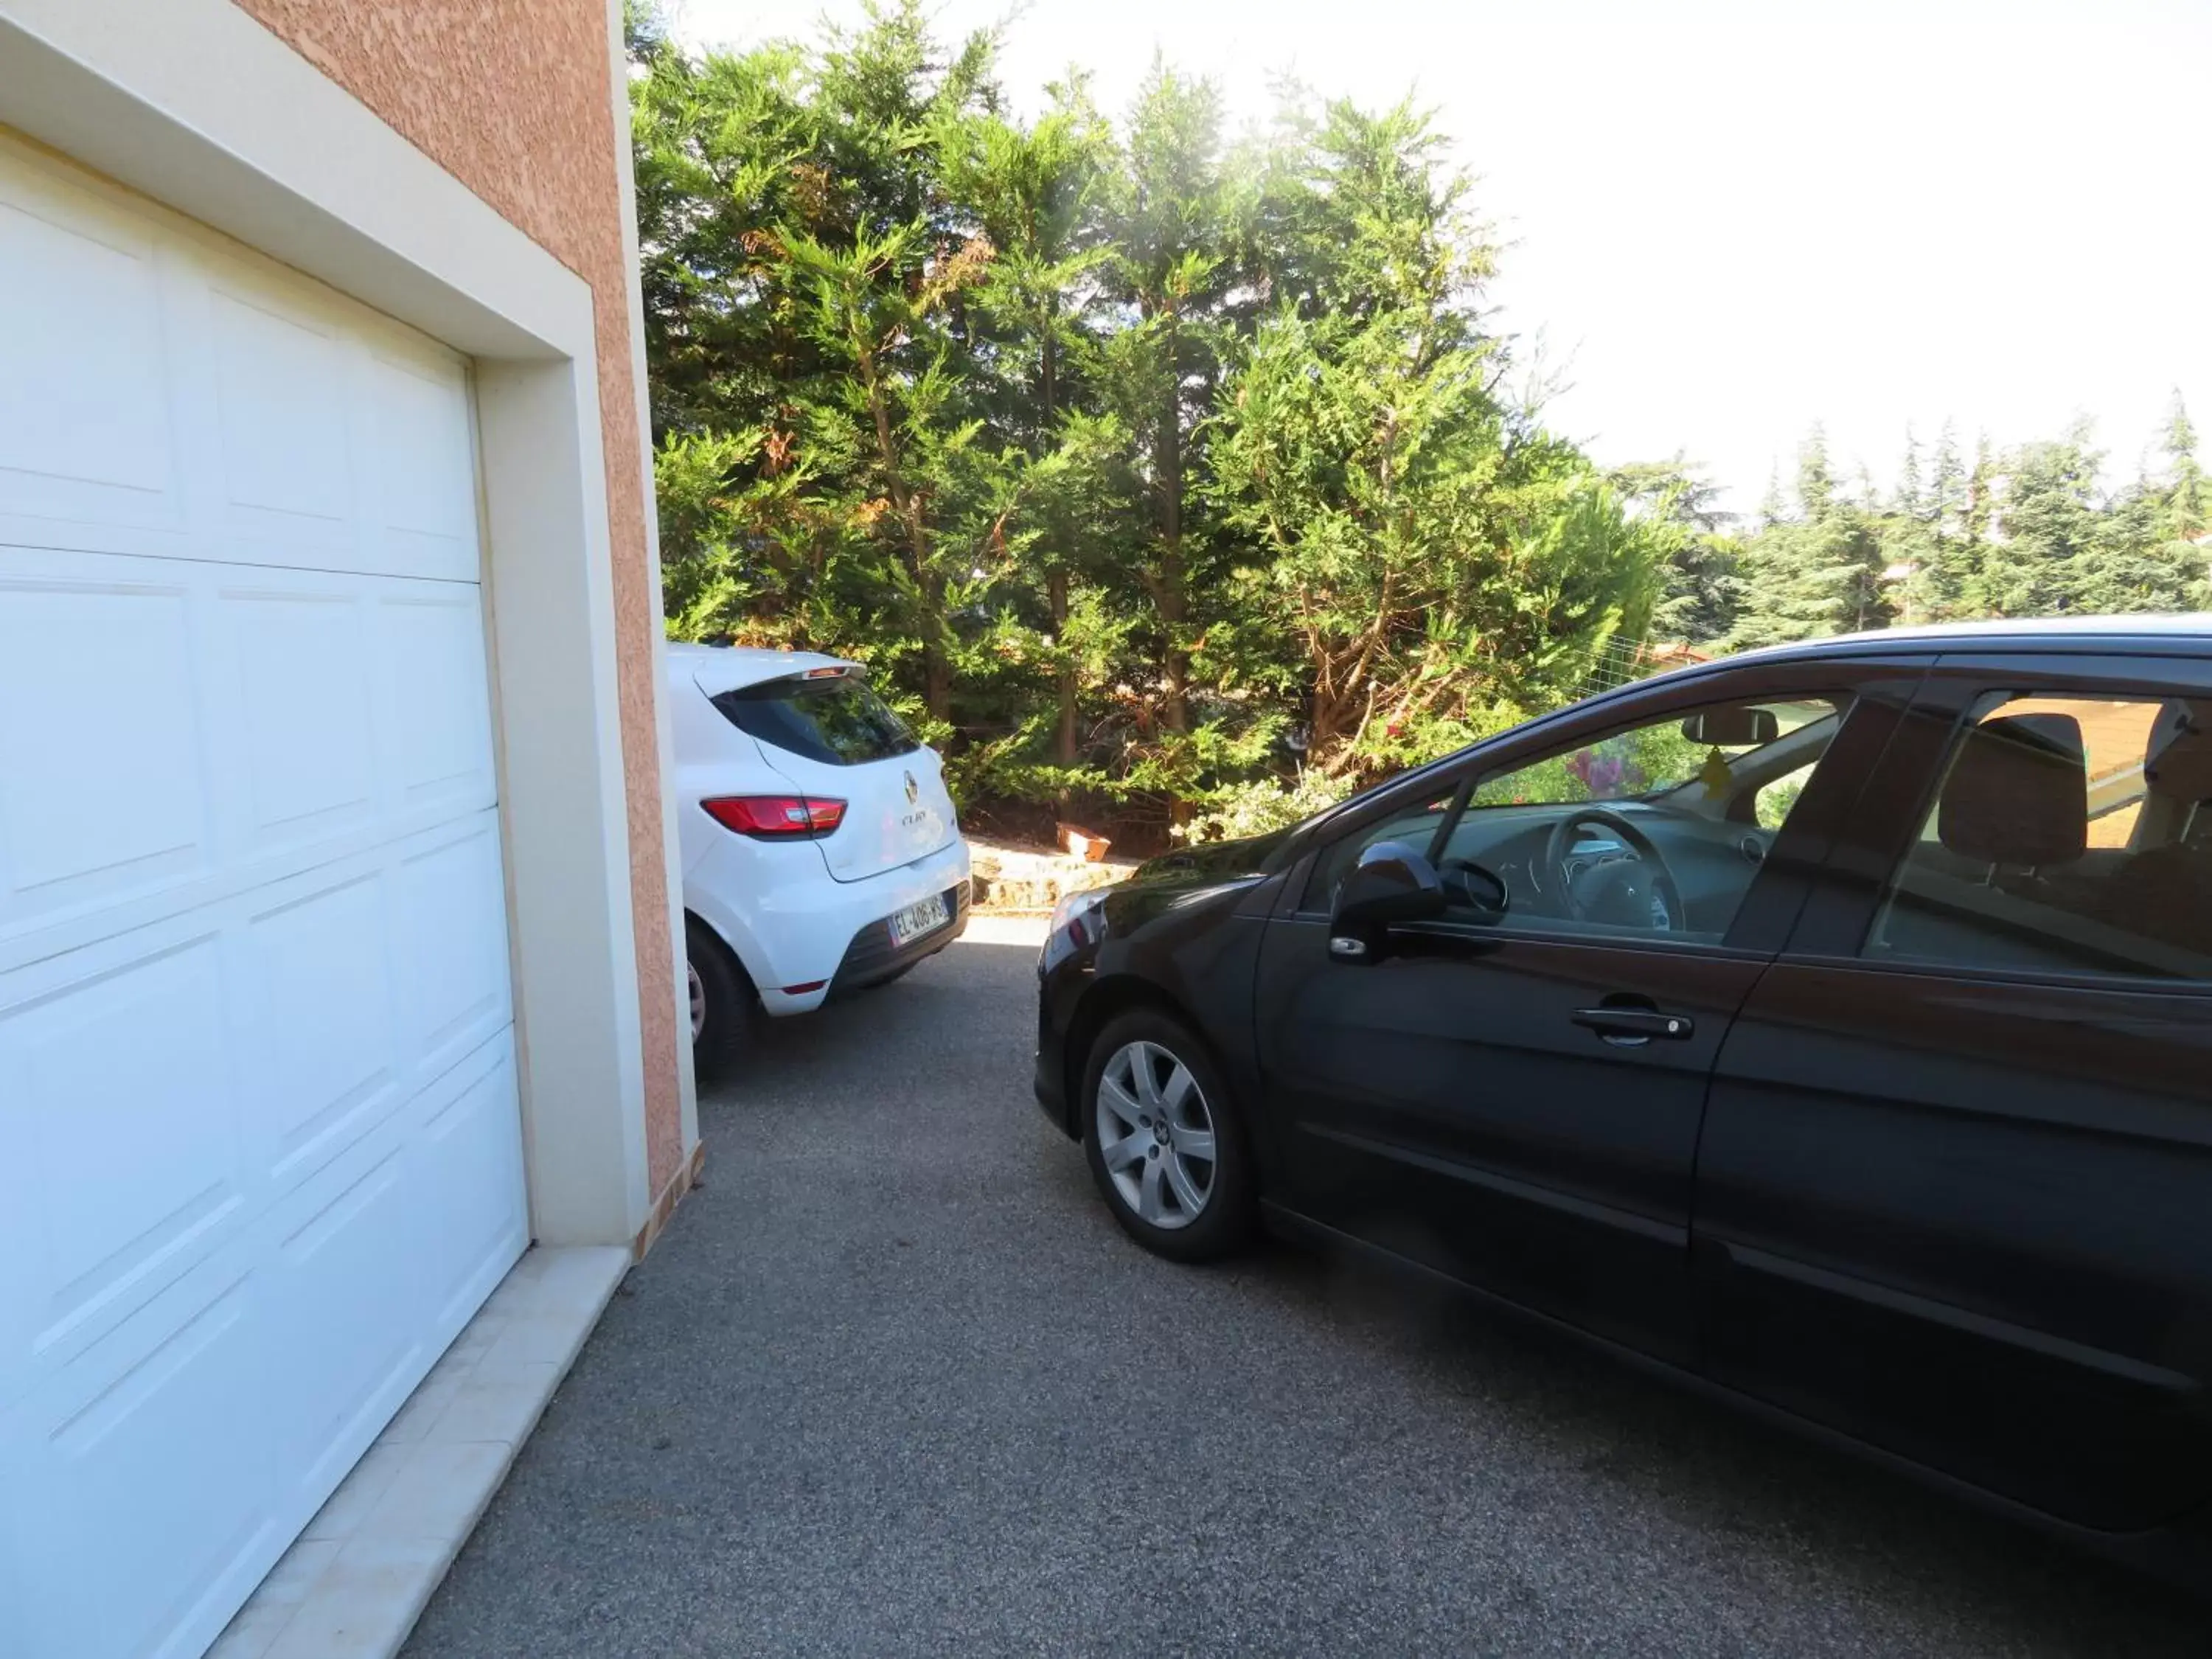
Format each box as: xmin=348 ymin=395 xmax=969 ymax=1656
xmin=712 ymin=673 xmax=921 ymax=767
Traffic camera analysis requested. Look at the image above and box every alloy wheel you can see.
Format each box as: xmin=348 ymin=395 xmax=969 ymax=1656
xmin=688 ymin=959 xmax=706 ymax=1043
xmin=1094 ymin=1040 xmax=1217 ymax=1230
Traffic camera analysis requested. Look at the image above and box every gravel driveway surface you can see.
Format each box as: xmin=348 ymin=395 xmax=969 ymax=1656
xmin=403 ymin=917 xmax=2205 ymax=1658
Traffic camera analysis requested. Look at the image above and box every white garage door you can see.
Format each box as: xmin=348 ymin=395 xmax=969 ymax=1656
xmin=0 ymin=145 xmax=526 ymax=1659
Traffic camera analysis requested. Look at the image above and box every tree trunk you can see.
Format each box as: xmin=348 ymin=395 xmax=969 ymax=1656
xmin=1040 ymin=332 xmax=1057 ymax=440
xmin=1040 ymin=324 xmax=1077 ymax=791
xmin=1307 ymin=686 xmax=1358 ymax=773
xmin=1048 ymin=568 xmax=1077 ymax=766
xmin=859 ymin=341 xmax=950 ymax=723
xmin=918 ymin=543 xmax=950 ymax=723
xmin=1155 ymin=347 xmax=1189 ymax=737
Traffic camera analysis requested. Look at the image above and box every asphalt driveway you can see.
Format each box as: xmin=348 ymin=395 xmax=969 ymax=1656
xmin=403 ymin=917 xmax=2205 ymax=1658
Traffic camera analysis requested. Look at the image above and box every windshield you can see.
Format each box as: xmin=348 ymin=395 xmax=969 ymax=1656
xmin=1472 ymin=700 xmax=1839 ymax=811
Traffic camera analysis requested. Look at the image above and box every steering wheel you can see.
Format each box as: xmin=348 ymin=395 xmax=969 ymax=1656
xmin=1540 ymin=807 xmax=1686 ymax=931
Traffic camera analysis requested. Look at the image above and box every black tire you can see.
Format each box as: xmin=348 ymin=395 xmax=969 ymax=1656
xmin=1080 ymin=1009 xmax=1256 ymax=1262
xmin=686 ymin=919 xmax=759 ymax=1082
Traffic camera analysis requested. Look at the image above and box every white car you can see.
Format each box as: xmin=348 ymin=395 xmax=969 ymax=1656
xmin=667 ymin=642 xmax=971 ymax=1074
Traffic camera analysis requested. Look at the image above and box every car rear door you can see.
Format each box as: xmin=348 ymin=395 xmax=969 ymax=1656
xmin=1694 ymin=650 xmax=2212 ymax=1532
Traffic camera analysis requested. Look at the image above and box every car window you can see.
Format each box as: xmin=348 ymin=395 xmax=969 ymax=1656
xmin=1306 ymin=694 xmax=1851 ymax=944
xmin=1865 ymin=692 xmax=2212 ymax=981
xmin=1753 ymin=759 xmax=1819 ymax=830
xmin=712 ymin=672 xmax=920 ymax=766
xmin=1301 ymin=790 xmax=1458 ymax=912
xmin=1448 ymin=696 xmax=1848 ymax=942
xmin=1467 ymin=699 xmax=1840 ymax=813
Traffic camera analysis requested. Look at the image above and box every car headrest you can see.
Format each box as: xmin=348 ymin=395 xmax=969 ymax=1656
xmin=2144 ymin=701 xmax=2212 ymax=805
xmin=1938 ymin=712 xmax=2087 ymax=867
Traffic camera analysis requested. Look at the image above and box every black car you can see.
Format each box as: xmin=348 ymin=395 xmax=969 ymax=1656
xmin=1034 ymin=618 xmax=2212 ymax=1582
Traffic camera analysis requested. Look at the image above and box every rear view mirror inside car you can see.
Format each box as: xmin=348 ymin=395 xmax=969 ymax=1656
xmin=1682 ymin=706 xmax=1781 ymax=746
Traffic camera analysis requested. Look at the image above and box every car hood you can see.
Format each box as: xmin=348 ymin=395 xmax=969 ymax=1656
xmin=1133 ymin=827 xmax=1295 ymax=886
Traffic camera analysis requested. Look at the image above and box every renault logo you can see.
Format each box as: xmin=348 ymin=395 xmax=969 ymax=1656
xmin=903 ymin=770 xmax=919 ymax=805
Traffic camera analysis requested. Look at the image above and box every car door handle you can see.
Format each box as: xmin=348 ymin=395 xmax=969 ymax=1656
xmin=1571 ymin=1006 xmax=1694 ymax=1043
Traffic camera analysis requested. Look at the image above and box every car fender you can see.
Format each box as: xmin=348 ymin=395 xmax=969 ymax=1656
xmin=1060 ymin=875 xmax=1280 ymax=1167
xmin=683 ymin=884 xmax=773 ymax=993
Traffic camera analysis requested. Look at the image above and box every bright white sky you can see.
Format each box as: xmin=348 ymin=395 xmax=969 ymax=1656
xmin=669 ymin=0 xmax=2211 ymax=517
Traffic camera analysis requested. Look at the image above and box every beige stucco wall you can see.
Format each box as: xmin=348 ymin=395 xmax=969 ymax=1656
xmin=233 ymin=0 xmax=687 ymax=1203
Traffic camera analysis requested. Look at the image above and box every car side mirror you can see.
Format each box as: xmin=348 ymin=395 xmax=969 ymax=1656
xmin=1328 ymin=841 xmax=1445 ymax=964
xmin=1681 ymin=706 xmax=1778 ymax=745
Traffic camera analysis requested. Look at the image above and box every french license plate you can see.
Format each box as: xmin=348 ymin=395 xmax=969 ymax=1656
xmin=888 ymin=891 xmax=950 ymax=947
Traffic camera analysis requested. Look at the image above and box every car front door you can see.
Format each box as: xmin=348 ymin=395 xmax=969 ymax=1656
xmin=1694 ymin=651 xmax=2212 ymax=1532
xmin=1253 ymin=660 xmax=1915 ymax=1365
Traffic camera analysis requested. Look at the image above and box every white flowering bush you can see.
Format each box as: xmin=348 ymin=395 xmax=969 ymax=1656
xmin=1175 ymin=768 xmax=1354 ymax=844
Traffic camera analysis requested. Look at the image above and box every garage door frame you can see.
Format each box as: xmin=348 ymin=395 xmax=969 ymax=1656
xmin=0 ymin=0 xmax=696 ymax=1253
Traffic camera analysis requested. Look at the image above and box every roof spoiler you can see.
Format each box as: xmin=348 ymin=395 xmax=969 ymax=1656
xmin=716 ymin=661 xmax=860 ymax=700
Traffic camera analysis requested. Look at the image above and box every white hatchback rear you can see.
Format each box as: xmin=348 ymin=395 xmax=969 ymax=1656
xmin=667 ymin=643 xmax=970 ymax=1072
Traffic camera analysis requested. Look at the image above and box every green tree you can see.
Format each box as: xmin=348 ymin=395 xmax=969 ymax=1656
xmin=1207 ymin=102 xmax=1660 ymax=779
xmin=1985 ymin=427 xmax=2102 ymax=616
xmin=2079 ymin=475 xmax=2188 ymax=613
xmin=1093 ymin=62 xmax=1250 ymax=748
xmin=1877 ymin=428 xmax=1935 ymax=625
xmin=1910 ymin=420 xmax=1977 ymax=620
xmin=936 ymin=83 xmax=1124 ymax=778
xmin=2067 ymin=397 xmax=2208 ymax=613
xmin=630 ymin=4 xmax=2202 ymax=839
xmin=633 ymin=3 xmax=1015 ymax=724
xmin=1731 ymin=431 xmax=1893 ymax=647
xmin=2163 ymin=393 xmax=2207 ymax=541
xmin=2158 ymin=392 xmax=2209 ymax=605
xmin=1613 ymin=460 xmax=1743 ymax=644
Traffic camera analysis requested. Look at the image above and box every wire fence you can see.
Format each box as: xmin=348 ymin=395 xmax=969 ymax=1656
xmin=1576 ymin=636 xmax=1712 ymax=704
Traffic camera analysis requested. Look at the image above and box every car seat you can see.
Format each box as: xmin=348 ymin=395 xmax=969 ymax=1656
xmin=2102 ymin=701 xmax=2212 ymax=962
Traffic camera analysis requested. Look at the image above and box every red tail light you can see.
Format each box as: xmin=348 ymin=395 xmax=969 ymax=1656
xmin=701 ymin=795 xmax=846 ymax=838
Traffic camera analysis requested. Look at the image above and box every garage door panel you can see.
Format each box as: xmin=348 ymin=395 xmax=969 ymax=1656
xmin=366 ymin=351 xmax=479 ymax=582
xmin=209 ymin=288 xmax=358 ymax=529
xmin=264 ymin=1143 xmax=425 ymax=1482
xmin=416 ymin=1040 xmax=529 ymax=1334
xmin=13 ymin=934 xmax=244 ymax=1364
xmin=0 ymin=552 xmax=497 ymax=958
xmin=0 ymin=140 xmax=524 ymax=1659
xmin=381 ymin=586 xmax=498 ymax=810
xmin=0 ymin=152 xmax=478 ymax=585
xmin=0 ymin=909 xmax=521 ymax=1654
xmin=3 ymin=1257 xmax=274 ymax=1659
xmin=0 ymin=572 xmax=210 ymax=909
xmin=0 ymin=1039 xmax=35 ymax=1398
xmin=394 ymin=817 xmax=511 ymax=1062
xmin=0 ymin=924 xmax=233 ymax=1413
xmin=248 ymin=870 xmax=401 ymax=1185
xmin=0 ymin=178 xmax=181 ymax=525
xmin=224 ymin=583 xmax=380 ymax=846
xmin=1 ymin=821 xmax=511 ymax=1385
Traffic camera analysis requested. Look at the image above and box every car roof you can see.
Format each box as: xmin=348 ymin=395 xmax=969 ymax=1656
xmin=1722 ymin=613 xmax=2212 ymax=666
xmin=665 ymin=641 xmax=860 ymax=696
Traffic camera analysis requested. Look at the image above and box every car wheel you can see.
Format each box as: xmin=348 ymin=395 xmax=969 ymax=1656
xmin=1081 ymin=1010 xmax=1255 ymax=1262
xmin=686 ymin=920 xmax=759 ymax=1082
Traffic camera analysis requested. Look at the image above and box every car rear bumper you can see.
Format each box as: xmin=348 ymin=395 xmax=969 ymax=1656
xmin=827 ymin=877 xmax=972 ymax=995
xmin=689 ymin=834 xmax=972 ymax=1015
